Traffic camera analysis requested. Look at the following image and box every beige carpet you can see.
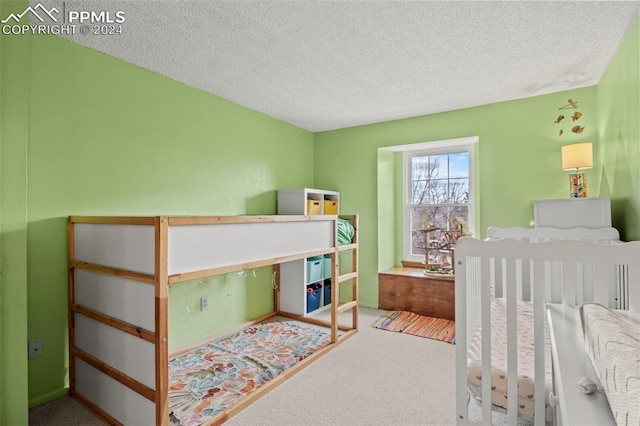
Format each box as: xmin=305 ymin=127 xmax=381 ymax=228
xmin=29 ymin=396 xmax=105 ymax=426
xmin=29 ymin=307 xmax=457 ymax=426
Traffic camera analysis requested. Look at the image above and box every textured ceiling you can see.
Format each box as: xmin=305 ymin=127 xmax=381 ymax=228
xmin=32 ymin=1 xmax=639 ymax=131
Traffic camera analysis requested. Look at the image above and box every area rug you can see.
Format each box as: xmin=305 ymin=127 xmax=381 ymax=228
xmin=372 ymin=311 xmax=455 ymax=344
xmin=168 ymin=319 xmax=331 ymax=426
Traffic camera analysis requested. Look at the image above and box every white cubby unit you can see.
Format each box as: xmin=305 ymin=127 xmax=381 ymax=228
xmin=277 ymin=188 xmax=340 ymax=215
xmin=279 ymin=255 xmax=333 ymax=316
xmin=276 ymin=188 xmax=357 ymax=319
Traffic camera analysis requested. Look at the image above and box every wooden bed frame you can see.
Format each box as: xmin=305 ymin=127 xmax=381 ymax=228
xmin=68 ymin=214 xmax=359 ymax=426
xmin=454 ymin=236 xmax=640 ymax=425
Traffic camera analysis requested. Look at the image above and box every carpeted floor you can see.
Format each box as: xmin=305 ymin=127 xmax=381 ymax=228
xmin=29 ymin=307 xmax=457 ymax=426
xmin=29 ymin=396 xmax=105 ymax=426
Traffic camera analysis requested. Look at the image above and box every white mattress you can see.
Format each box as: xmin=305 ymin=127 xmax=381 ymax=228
xmin=581 ymin=303 xmax=640 ymax=426
xmin=467 ymin=298 xmax=553 ymax=421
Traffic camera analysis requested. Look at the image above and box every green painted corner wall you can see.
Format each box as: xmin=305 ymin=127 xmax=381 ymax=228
xmin=25 ymin=35 xmax=314 ymax=407
xmin=313 ymin=86 xmax=599 ymax=309
xmin=0 ymin=1 xmax=30 ymax=424
xmin=597 ymin=18 xmax=639 ymax=241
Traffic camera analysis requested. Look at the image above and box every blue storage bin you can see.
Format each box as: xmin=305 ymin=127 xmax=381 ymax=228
xmin=322 ymin=254 xmax=332 ymax=279
xmin=306 ymin=284 xmax=321 ymax=313
xmin=323 ymin=279 xmax=332 ymax=306
xmin=306 ymin=256 xmax=323 ymax=283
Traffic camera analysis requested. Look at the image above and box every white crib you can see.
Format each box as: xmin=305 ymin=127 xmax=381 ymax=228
xmin=454 ymin=234 xmax=640 ymax=425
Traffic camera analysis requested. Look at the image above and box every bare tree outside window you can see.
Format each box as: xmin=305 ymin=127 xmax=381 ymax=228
xmin=409 ymin=152 xmax=469 ymax=256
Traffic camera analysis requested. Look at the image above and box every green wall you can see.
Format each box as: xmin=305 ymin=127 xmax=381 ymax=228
xmin=24 ymin=35 xmax=314 ymax=407
xmin=376 ymin=149 xmax=395 ymax=272
xmin=597 ymin=18 xmax=639 ymax=241
xmin=0 ymin=1 xmax=30 ymax=423
xmin=314 ymin=87 xmax=599 ymax=309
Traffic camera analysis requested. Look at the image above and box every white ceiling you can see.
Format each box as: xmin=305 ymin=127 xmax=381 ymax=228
xmin=33 ymin=1 xmax=638 ymax=132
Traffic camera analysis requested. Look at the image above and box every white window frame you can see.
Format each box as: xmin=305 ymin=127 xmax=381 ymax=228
xmin=400 ymin=137 xmax=477 ymax=263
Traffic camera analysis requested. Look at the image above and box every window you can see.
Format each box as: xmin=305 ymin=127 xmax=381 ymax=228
xmin=403 ymin=140 xmax=475 ymax=262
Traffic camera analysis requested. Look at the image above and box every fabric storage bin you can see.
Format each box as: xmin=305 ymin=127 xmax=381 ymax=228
xmin=323 ymin=279 xmax=332 ymax=306
xmin=306 ymin=256 xmax=323 ymax=283
xmin=306 ymin=199 xmax=321 ymax=215
xmin=306 ymin=284 xmax=321 ymax=313
xmin=322 ymin=254 xmax=332 ymax=279
xmin=324 ymin=200 xmax=338 ymax=215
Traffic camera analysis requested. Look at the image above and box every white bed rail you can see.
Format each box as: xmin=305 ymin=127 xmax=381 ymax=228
xmin=486 ymin=226 xmax=620 ymax=243
xmin=454 ymin=238 xmax=640 ymax=425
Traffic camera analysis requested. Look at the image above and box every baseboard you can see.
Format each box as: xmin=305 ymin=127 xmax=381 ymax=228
xmin=29 ymin=387 xmax=69 ymax=409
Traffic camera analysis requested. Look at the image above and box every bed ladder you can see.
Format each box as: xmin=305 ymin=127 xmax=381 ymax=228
xmin=331 ymin=214 xmax=359 ymax=342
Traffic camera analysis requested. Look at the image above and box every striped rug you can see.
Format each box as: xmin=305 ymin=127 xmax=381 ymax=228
xmin=372 ymin=311 xmax=456 ymax=344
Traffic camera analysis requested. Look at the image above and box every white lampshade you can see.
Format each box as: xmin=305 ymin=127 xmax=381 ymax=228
xmin=562 ymin=143 xmax=593 ymax=171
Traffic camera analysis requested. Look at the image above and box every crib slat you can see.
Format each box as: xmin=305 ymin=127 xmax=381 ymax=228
xmin=505 ymin=259 xmax=518 ymax=424
xmin=532 ymin=260 xmax=546 ymax=425
xmin=455 ymin=255 xmax=469 ymax=425
xmin=481 ymin=257 xmax=492 ymax=425
xmin=619 ymin=265 xmax=628 ymax=310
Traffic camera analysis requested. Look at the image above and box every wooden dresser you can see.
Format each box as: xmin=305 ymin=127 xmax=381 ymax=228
xmin=378 ymin=267 xmax=455 ymax=320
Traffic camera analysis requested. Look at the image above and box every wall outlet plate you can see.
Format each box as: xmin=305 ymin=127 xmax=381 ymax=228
xmin=28 ymin=339 xmax=43 ymax=359
xmin=200 ymin=295 xmax=209 ymax=311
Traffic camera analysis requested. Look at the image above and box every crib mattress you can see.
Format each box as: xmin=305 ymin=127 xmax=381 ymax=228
xmin=467 ymin=298 xmax=553 ymax=421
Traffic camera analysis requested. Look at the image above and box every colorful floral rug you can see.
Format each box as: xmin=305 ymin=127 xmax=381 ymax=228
xmin=168 ymin=319 xmax=330 ymax=426
xmin=372 ymin=311 xmax=456 ymax=344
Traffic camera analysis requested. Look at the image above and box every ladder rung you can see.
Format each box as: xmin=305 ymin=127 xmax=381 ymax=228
xmin=338 ymin=272 xmax=357 ymax=283
xmin=337 ymin=300 xmax=358 ymax=314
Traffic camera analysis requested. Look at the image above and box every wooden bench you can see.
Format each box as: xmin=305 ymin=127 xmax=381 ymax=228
xmin=378 ymin=267 xmax=455 ymax=320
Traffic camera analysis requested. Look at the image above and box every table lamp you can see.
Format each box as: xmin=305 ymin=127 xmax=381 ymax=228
xmin=561 ymin=142 xmax=593 ymax=198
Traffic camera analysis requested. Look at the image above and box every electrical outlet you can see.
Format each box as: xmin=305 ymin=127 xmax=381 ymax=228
xmin=28 ymin=339 xmax=43 ymax=359
xmin=200 ymin=295 xmax=209 ymax=311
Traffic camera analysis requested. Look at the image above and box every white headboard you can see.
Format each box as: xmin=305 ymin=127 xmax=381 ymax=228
xmin=532 ymin=198 xmax=611 ymax=228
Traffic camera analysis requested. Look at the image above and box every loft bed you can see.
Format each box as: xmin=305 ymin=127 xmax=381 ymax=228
xmin=67 ymin=214 xmax=359 ymax=426
xmin=454 ymin=235 xmax=640 ymax=425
